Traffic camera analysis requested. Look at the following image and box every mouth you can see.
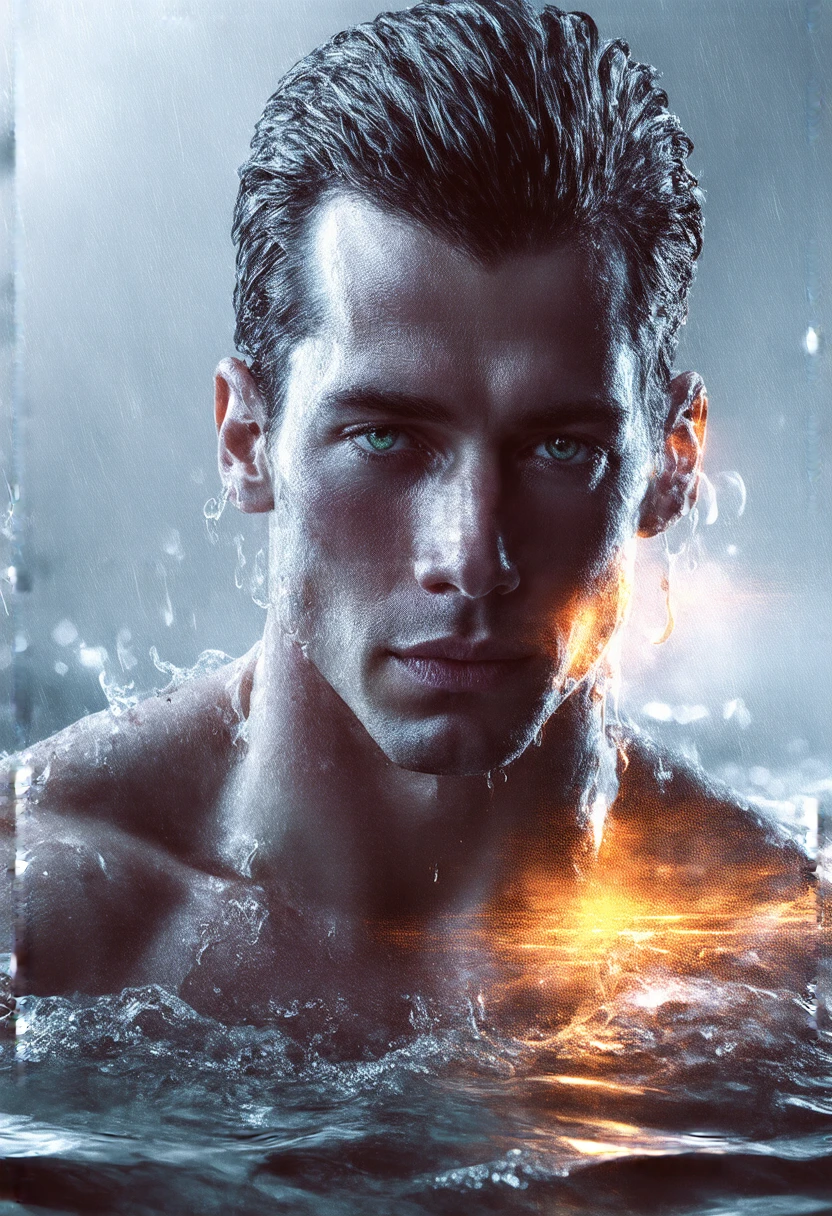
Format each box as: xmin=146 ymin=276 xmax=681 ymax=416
xmin=389 ymin=638 xmax=535 ymax=693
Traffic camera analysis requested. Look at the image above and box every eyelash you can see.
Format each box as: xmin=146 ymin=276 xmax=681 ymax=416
xmin=349 ymin=426 xmax=413 ymax=455
xmin=347 ymin=426 xmax=601 ymax=467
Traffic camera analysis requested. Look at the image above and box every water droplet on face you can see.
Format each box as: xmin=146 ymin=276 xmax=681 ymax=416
xmin=533 ymin=729 xmax=543 ymax=747
xmin=486 ymin=772 xmax=494 ymax=791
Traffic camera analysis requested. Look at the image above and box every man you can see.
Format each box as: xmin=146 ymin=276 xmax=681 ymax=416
xmin=11 ymin=0 xmax=813 ymax=1036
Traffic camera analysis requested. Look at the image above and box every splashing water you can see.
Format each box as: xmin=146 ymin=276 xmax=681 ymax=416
xmin=3 ymin=764 xmax=829 ymax=1214
xmin=149 ymin=646 xmax=234 ymax=691
xmin=203 ymin=486 xmax=230 ymax=544
xmin=251 ymin=547 xmax=269 ymax=609
xmin=97 ymin=670 xmax=139 ymax=717
xmin=233 ymin=533 xmax=246 ymax=590
xmin=3 ymin=955 xmax=830 ymax=1215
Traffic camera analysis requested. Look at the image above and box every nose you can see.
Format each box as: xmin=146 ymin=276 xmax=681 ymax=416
xmin=414 ymin=451 xmax=520 ymax=599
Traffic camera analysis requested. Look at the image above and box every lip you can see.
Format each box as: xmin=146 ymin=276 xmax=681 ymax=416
xmin=390 ymin=637 xmax=534 ymax=692
xmin=395 ymin=637 xmax=534 ymax=662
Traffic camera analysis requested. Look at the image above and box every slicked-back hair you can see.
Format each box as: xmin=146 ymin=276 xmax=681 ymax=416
xmin=233 ymin=0 xmax=703 ymax=426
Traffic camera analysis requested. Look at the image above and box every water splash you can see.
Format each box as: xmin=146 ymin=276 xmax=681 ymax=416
xmin=97 ymin=671 xmax=138 ymax=716
xmin=195 ymin=893 xmax=269 ymax=966
xmin=149 ymin=647 xmax=233 ymax=692
xmin=203 ymin=485 xmax=230 ymax=544
xmin=251 ymin=547 xmax=269 ymax=608
xmin=233 ymin=533 xmax=246 ymax=590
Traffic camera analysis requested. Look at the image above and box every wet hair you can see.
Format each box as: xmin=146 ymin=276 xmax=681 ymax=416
xmin=233 ymin=0 xmax=702 ymax=425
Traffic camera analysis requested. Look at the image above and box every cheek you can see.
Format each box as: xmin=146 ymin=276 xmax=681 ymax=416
xmin=516 ymin=473 xmax=637 ymax=595
xmin=270 ymin=460 xmax=416 ymax=613
xmin=580 ymin=454 xmax=653 ymax=571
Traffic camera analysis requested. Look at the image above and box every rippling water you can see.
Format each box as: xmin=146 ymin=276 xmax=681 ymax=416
xmin=1 ymin=960 xmax=830 ymax=1215
xmin=3 ymin=761 xmax=831 ymax=1215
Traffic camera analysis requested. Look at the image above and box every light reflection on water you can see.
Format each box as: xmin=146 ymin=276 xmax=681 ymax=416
xmin=2 ymin=955 xmax=831 ymax=1210
xmin=1 ymin=765 xmax=830 ymax=1214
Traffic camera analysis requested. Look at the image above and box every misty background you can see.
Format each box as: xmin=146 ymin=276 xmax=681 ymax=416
xmin=2 ymin=0 xmax=830 ymax=793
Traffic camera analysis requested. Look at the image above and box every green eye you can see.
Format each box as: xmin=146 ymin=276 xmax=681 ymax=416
xmin=365 ymin=428 xmax=398 ymax=452
xmin=544 ymin=437 xmax=583 ymax=462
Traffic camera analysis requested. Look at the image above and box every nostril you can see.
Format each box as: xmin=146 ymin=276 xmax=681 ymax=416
xmin=421 ymin=577 xmax=458 ymax=595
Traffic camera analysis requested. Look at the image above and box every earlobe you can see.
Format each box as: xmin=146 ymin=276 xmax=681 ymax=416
xmin=214 ymin=357 xmax=275 ymax=514
xmin=638 ymin=372 xmax=708 ymax=538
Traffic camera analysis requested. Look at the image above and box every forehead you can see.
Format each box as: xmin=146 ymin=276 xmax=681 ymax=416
xmin=291 ymin=192 xmax=641 ymax=419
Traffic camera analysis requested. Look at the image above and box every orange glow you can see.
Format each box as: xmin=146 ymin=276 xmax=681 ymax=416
xmin=562 ymin=544 xmax=636 ymax=690
xmin=651 ymin=569 xmax=675 ymax=645
xmin=533 ymin=1076 xmax=662 ymax=1097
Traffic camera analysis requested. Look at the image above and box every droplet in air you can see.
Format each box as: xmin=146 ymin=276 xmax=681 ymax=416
xmin=804 ymin=326 xmax=820 ymax=356
xmin=79 ymin=644 xmax=108 ymax=670
xmin=52 ymin=619 xmax=78 ymax=647
xmin=162 ymin=528 xmax=184 ymax=562
xmin=116 ymin=627 xmax=137 ymax=671
xmin=156 ymin=564 xmax=174 ymax=627
xmin=251 ymin=548 xmax=269 ymax=608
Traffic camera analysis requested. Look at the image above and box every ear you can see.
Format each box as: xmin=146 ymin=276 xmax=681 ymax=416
xmin=214 ymin=357 xmax=274 ymax=513
xmin=638 ymin=371 xmax=708 ymax=538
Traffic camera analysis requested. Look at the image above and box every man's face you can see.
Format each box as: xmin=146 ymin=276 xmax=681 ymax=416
xmin=269 ymin=194 xmax=654 ymax=775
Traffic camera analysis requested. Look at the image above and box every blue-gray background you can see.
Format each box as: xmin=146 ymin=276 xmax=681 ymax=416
xmin=3 ymin=0 xmax=830 ymax=786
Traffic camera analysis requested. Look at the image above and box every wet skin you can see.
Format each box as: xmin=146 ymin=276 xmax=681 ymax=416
xmin=8 ymin=196 xmax=814 ymax=1031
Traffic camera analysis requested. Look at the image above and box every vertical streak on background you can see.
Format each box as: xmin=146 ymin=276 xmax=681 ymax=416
xmin=805 ymin=0 xmax=831 ymax=1035
xmin=9 ymin=0 xmax=27 ymax=755
xmin=804 ymin=0 xmax=823 ymax=511
xmin=0 ymin=0 xmax=14 ymax=1041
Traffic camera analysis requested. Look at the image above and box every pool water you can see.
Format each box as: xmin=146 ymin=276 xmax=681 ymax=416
xmin=2 ymin=938 xmax=831 ymax=1216
xmin=3 ymin=752 xmax=830 ymax=1215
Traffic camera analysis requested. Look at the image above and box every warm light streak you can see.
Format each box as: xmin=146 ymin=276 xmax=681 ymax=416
xmin=561 ymin=1138 xmax=630 ymax=1157
xmin=535 ymin=1075 xmax=659 ymax=1097
xmin=651 ymin=569 xmax=675 ymax=645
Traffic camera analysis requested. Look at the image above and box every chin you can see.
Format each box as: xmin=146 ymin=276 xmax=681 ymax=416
xmin=368 ymin=712 xmax=540 ymax=777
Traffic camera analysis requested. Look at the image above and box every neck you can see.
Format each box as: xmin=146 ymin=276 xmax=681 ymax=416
xmin=220 ymin=615 xmax=618 ymax=924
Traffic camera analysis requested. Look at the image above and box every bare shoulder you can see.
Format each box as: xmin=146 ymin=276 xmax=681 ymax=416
xmin=603 ymin=730 xmax=815 ymax=904
xmin=14 ymin=649 xmax=257 ymax=865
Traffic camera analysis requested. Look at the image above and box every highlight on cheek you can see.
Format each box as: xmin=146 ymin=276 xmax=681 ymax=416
xmin=557 ymin=542 xmax=636 ymax=693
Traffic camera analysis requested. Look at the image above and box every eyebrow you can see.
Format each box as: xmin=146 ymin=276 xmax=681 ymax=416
xmin=319 ymin=387 xmax=454 ymax=424
xmin=516 ymin=400 xmax=628 ymax=432
xmin=318 ymin=387 xmax=627 ymax=431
